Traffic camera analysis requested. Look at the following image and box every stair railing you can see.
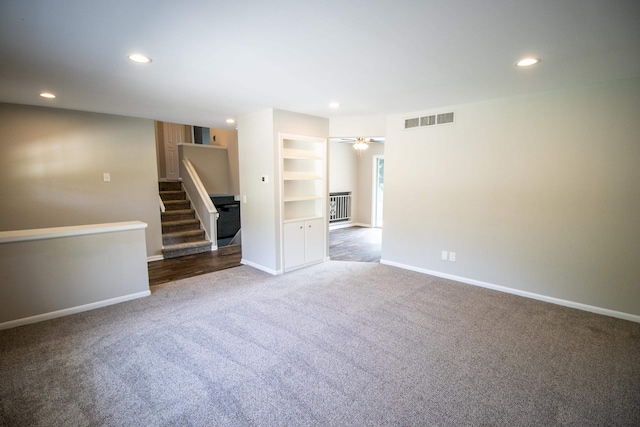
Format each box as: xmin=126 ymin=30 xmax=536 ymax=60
xmin=181 ymin=158 xmax=219 ymax=249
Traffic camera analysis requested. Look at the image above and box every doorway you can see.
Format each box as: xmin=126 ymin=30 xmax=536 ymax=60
xmin=328 ymin=139 xmax=384 ymax=262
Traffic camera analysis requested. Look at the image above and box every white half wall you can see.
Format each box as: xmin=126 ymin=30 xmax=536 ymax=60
xmin=382 ymin=78 xmax=640 ymax=318
xmin=0 ymin=222 xmax=150 ymax=329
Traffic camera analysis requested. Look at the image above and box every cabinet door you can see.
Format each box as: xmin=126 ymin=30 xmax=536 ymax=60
xmin=304 ymin=218 xmax=325 ymax=264
xmin=284 ymin=221 xmax=305 ymax=271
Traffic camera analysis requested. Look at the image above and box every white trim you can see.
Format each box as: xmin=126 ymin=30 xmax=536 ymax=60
xmin=329 ymin=221 xmax=353 ymax=230
xmin=181 ymin=158 xmax=218 ymax=244
xmin=0 ymin=221 xmax=147 ymax=244
xmin=380 ymin=259 xmax=640 ymax=324
xmin=372 ymin=154 xmax=384 ymax=228
xmin=147 ymin=255 xmax=164 ymax=262
xmin=352 ymin=222 xmax=374 ymax=228
xmin=0 ymin=291 xmax=151 ymax=331
xmin=177 ymin=142 xmax=228 ymax=151
xmin=241 ymin=258 xmax=281 ymax=275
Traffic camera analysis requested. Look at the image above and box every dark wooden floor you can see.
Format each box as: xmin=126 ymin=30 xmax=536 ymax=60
xmin=148 ymin=226 xmax=382 ymax=285
xmin=148 ymin=244 xmax=242 ymax=286
xmin=329 ymin=226 xmax=382 ymax=262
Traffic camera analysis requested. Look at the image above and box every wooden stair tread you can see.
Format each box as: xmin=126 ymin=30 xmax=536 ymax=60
xmin=162 ymin=229 xmax=204 ymax=238
xmin=161 ymin=209 xmax=194 ymax=216
xmin=163 ymin=241 xmax=211 ymax=251
xmin=162 ymin=218 xmax=200 ymax=226
xmin=163 ymin=200 xmax=190 ymax=209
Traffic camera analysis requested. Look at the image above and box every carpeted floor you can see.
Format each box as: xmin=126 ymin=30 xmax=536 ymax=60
xmin=1 ymin=261 xmax=639 ymax=426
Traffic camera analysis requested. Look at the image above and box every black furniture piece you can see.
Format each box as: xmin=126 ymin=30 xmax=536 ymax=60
xmin=210 ymin=194 xmax=240 ymax=246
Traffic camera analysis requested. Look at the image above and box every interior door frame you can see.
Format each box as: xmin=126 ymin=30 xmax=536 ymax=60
xmin=372 ymin=154 xmax=384 ymax=228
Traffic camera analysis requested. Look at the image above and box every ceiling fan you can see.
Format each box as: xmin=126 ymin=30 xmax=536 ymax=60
xmin=331 ymin=136 xmax=385 ymax=154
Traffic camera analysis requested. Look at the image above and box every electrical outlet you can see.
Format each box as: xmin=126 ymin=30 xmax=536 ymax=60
xmin=441 ymin=251 xmax=448 ymax=260
xmin=449 ymin=252 xmax=456 ymax=262
xmin=242 ymin=195 xmax=247 ymax=203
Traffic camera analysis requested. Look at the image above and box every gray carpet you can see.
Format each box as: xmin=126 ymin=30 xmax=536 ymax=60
xmin=1 ymin=261 xmax=639 ymax=426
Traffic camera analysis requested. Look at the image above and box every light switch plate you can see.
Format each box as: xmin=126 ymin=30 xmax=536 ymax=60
xmin=449 ymin=252 xmax=456 ymax=262
xmin=441 ymin=251 xmax=448 ymax=260
xmin=103 ymin=173 xmax=110 ymax=182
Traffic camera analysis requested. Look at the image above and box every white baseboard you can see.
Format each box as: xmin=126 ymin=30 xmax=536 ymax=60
xmin=329 ymin=221 xmax=353 ymax=230
xmin=353 ymin=222 xmax=374 ymax=228
xmin=147 ymin=254 xmax=164 ymax=262
xmin=380 ymin=259 xmax=640 ymax=324
xmin=0 ymin=290 xmax=151 ymax=331
xmin=241 ymin=258 xmax=281 ymax=275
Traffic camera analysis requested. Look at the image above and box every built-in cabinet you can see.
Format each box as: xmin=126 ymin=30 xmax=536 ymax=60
xmin=280 ymin=134 xmax=327 ymax=271
xmin=283 ymin=218 xmax=324 ymax=271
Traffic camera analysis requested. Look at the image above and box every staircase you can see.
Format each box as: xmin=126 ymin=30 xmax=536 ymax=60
xmin=159 ymin=181 xmax=212 ymax=258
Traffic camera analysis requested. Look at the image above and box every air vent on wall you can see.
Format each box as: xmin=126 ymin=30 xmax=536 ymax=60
xmin=404 ymin=117 xmax=420 ymax=129
xmin=420 ymin=115 xmax=436 ymax=126
xmin=404 ymin=111 xmax=455 ymax=130
xmin=437 ymin=112 xmax=455 ymax=124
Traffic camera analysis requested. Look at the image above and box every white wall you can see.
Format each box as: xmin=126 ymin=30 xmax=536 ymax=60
xmin=330 ymin=115 xmax=386 ymax=138
xmin=238 ymin=109 xmax=277 ymax=272
xmin=355 ymin=142 xmax=384 ymax=226
xmin=329 ymin=141 xmax=358 ymax=194
xmin=179 ymin=144 xmax=231 ymax=195
xmin=210 ymin=127 xmax=240 ymax=195
xmin=0 ymin=103 xmax=163 ymax=258
xmin=382 ymin=78 xmax=640 ymax=318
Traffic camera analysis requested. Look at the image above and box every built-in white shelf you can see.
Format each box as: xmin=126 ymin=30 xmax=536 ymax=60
xmin=280 ymin=134 xmax=327 ymax=272
xmin=283 ymin=195 xmax=323 ymax=202
xmin=283 ymin=215 xmax=324 ymax=224
xmin=283 ymin=172 xmax=322 ymax=180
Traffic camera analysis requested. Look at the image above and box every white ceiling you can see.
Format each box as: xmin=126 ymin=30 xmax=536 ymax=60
xmin=1 ymin=0 xmax=639 ymax=129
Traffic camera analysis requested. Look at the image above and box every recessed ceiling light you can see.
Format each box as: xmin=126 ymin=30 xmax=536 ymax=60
xmin=128 ymin=53 xmax=152 ymax=63
xmin=516 ymin=57 xmax=541 ymax=67
xmin=226 ymin=118 xmax=235 ymax=124
xmin=40 ymin=92 xmax=56 ymax=99
xmin=329 ymin=102 xmax=340 ymax=109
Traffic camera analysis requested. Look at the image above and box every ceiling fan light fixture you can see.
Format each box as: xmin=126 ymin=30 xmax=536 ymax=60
xmin=516 ymin=57 xmax=540 ymax=67
xmin=353 ymin=137 xmax=369 ymax=154
xmin=128 ymin=53 xmax=152 ymax=63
